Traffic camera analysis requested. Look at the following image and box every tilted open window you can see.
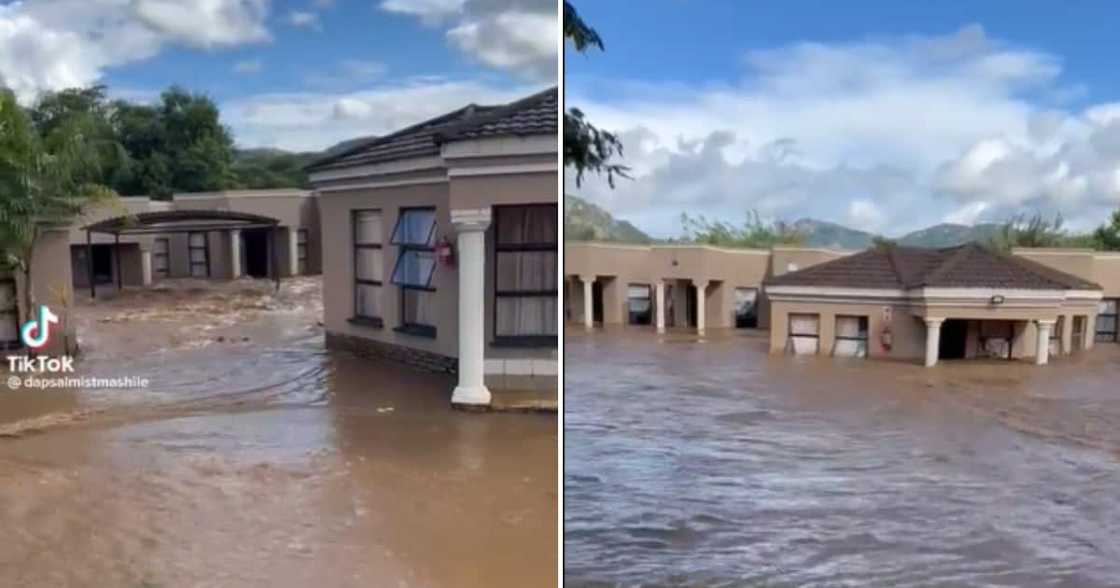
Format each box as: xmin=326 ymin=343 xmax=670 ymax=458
xmin=390 ymin=208 xmax=438 ymax=337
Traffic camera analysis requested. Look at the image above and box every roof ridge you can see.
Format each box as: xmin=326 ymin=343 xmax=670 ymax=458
xmin=435 ymin=86 xmax=557 ymax=142
xmin=306 ymin=104 xmax=478 ymax=171
xmin=915 ymin=243 xmax=973 ymax=287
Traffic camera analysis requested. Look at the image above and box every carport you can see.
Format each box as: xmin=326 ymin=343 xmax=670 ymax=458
xmin=82 ymin=210 xmax=281 ymax=297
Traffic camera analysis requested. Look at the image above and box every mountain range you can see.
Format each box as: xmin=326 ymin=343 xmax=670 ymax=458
xmin=565 ymin=194 xmax=1005 ymax=249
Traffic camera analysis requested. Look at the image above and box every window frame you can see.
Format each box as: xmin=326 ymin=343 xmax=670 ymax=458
xmin=390 ymin=207 xmax=438 ymax=338
xmin=626 ymin=283 xmax=652 ymax=326
xmin=1097 ymin=298 xmax=1118 ymax=343
xmin=152 ymin=237 xmax=170 ymax=278
xmin=788 ymin=312 xmax=820 ymax=355
xmin=833 ymin=314 xmax=869 ymax=358
xmin=296 ymin=228 xmax=309 ymax=275
xmin=492 ymin=203 xmax=559 ymax=347
xmin=187 ymin=231 xmax=210 ymax=278
xmin=351 ymin=210 xmax=384 ymax=328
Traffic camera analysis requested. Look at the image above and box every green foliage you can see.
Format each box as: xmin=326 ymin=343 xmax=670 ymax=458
xmin=0 ymin=88 xmax=116 ymax=311
xmin=563 ymin=2 xmax=629 ymax=188
xmin=871 ymin=236 xmax=897 ymax=249
xmin=1092 ymin=209 xmax=1120 ymax=251
xmin=679 ymin=211 xmax=804 ymax=248
xmin=987 ymin=212 xmax=1072 ymax=251
xmin=230 ymin=148 xmax=315 ymax=189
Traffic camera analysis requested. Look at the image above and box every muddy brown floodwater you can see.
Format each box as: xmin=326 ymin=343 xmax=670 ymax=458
xmin=565 ymin=327 xmax=1120 ymax=587
xmin=0 ymin=278 xmax=557 ymax=587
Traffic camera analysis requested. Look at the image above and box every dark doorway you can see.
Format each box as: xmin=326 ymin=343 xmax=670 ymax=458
xmin=591 ymin=281 xmax=604 ymax=324
xmin=242 ymin=229 xmax=270 ymax=278
xmin=685 ymin=284 xmax=697 ymax=328
xmin=91 ymin=245 xmax=114 ymax=284
xmin=939 ymin=319 xmax=968 ymax=360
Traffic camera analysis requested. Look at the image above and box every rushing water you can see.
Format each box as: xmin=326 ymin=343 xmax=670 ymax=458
xmin=565 ymin=327 xmax=1120 ymax=587
xmin=0 ymin=281 xmax=557 ymax=587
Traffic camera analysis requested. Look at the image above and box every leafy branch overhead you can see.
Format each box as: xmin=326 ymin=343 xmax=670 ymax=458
xmin=563 ymin=1 xmax=629 ymax=188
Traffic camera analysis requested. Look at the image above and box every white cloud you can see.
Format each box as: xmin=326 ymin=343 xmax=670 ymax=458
xmin=380 ymin=0 xmax=465 ymax=22
xmin=0 ymin=0 xmax=271 ymax=104
xmin=133 ymin=0 xmax=270 ymax=48
xmin=380 ymin=0 xmax=556 ymax=79
xmin=287 ymin=10 xmax=320 ymax=30
xmin=447 ymin=11 xmax=556 ymax=78
xmin=568 ymin=24 xmax=1120 ymax=238
xmin=233 ymin=58 xmax=263 ymax=74
xmin=222 ymin=79 xmax=532 ymax=150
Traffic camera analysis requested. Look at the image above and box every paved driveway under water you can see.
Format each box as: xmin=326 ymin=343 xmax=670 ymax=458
xmin=565 ymin=327 xmax=1120 ymax=587
xmin=0 ymin=280 xmax=557 ymax=587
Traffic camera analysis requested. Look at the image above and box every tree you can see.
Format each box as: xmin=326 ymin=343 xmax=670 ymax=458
xmin=0 ymin=89 xmax=115 ymax=325
xmin=988 ymin=213 xmax=1068 ymax=251
xmin=1092 ymin=209 xmax=1120 ymax=251
xmin=679 ymin=211 xmax=804 ymax=248
xmin=563 ymin=2 xmax=629 ymax=187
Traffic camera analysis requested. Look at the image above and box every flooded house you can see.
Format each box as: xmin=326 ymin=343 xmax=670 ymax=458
xmin=306 ymin=87 xmax=558 ymax=408
xmin=564 ymin=241 xmax=1120 ymax=366
xmin=70 ymin=190 xmax=321 ymax=294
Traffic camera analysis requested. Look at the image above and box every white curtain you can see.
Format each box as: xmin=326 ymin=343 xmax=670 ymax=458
xmin=403 ymin=289 xmax=436 ymax=326
xmin=355 ymin=248 xmax=383 ymax=282
xmin=496 ymin=297 xmax=557 ymax=336
xmin=789 ymin=314 xmax=819 ymax=355
xmin=833 ymin=316 xmax=867 ymax=358
xmin=356 ymin=284 xmax=381 ymax=318
xmin=355 ymin=211 xmax=382 ymax=244
xmin=496 ymin=251 xmax=557 ymax=292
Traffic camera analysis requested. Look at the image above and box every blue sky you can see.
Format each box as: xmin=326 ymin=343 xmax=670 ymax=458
xmin=565 ymin=1 xmax=1120 ymax=237
xmin=0 ymin=0 xmax=556 ymax=150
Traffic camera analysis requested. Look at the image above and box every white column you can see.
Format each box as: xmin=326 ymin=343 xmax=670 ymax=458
xmin=288 ymin=227 xmax=300 ymax=276
xmin=655 ymin=281 xmax=666 ymax=333
xmin=451 ymin=209 xmax=492 ymax=407
xmin=1087 ymin=316 xmax=1095 ymax=350
xmin=229 ymin=229 xmax=242 ymax=279
xmin=140 ymin=249 xmax=152 ymax=286
xmin=581 ymin=275 xmax=594 ymax=329
xmin=695 ymin=280 xmax=708 ymax=335
xmin=1036 ymin=320 xmax=1054 ymax=365
xmin=924 ymin=318 xmax=944 ymax=367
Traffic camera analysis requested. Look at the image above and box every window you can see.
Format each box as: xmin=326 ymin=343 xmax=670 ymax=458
xmin=833 ymin=315 xmax=868 ymax=358
xmin=0 ymin=280 xmax=18 ymax=349
xmin=734 ymin=287 xmax=758 ymax=328
xmin=1049 ymin=316 xmax=1063 ymax=356
xmin=297 ymin=229 xmax=309 ymax=275
xmin=494 ymin=204 xmax=558 ymax=343
xmin=1073 ymin=315 xmax=1087 ymax=351
xmin=188 ymin=232 xmax=209 ymax=277
xmin=153 ymin=238 xmax=169 ymax=278
xmin=627 ymin=284 xmax=652 ymax=325
xmin=788 ymin=313 xmax=819 ymax=355
xmin=390 ymin=208 xmax=438 ymax=336
xmin=352 ymin=210 xmax=384 ymax=325
xmin=1097 ymin=299 xmax=1118 ymax=343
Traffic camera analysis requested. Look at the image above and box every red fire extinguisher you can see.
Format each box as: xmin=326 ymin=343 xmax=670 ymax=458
xmin=436 ymin=237 xmax=455 ymax=267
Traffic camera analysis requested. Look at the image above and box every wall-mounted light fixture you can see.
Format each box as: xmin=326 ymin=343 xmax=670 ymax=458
xmin=990 ymin=294 xmax=1005 ymax=305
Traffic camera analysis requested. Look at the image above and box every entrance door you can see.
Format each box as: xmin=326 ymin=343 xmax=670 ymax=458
xmin=939 ymin=319 xmax=968 ymax=360
xmin=591 ymin=281 xmax=604 ymax=324
xmin=685 ymin=285 xmax=697 ymax=328
xmin=91 ymin=245 xmax=114 ymax=284
xmin=242 ymin=229 xmax=270 ymax=278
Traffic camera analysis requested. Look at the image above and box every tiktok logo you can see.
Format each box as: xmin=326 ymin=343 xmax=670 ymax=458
xmin=20 ymin=305 xmax=59 ymax=350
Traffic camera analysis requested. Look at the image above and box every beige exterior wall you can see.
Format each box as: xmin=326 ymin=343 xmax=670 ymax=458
xmin=318 ymin=171 xmax=558 ymax=363
xmin=564 ymin=242 xmax=850 ymax=329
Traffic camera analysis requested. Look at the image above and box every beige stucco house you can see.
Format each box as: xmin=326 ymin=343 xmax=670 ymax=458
xmin=72 ymin=190 xmax=321 ymax=294
xmin=565 ymin=240 xmax=1120 ymax=366
xmin=307 ymin=87 xmax=558 ymax=408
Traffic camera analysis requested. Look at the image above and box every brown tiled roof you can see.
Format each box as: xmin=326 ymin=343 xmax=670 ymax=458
xmin=306 ymin=87 xmax=557 ymax=172
xmin=766 ymin=243 xmax=1101 ymax=291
